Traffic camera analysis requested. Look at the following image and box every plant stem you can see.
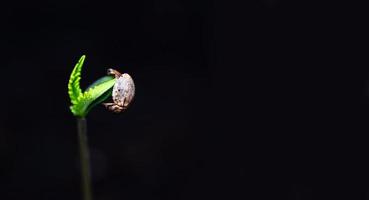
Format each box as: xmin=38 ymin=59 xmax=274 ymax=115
xmin=77 ymin=117 xmax=93 ymax=200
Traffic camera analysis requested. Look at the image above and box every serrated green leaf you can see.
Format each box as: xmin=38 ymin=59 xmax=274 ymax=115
xmin=68 ymin=55 xmax=85 ymax=105
xmin=68 ymin=55 xmax=117 ymax=117
xmin=70 ymin=77 xmax=115 ymax=117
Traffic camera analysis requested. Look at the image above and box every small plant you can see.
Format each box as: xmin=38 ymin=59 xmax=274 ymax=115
xmin=68 ymin=55 xmax=135 ymax=200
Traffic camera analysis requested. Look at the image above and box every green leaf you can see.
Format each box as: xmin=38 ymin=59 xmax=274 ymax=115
xmin=68 ymin=55 xmax=116 ymax=117
xmin=70 ymin=77 xmax=115 ymax=117
xmin=85 ymin=85 xmax=113 ymax=115
xmin=84 ymin=76 xmax=114 ymax=114
xmin=68 ymin=55 xmax=85 ymax=105
xmin=85 ymin=75 xmax=114 ymax=91
xmin=84 ymin=77 xmax=115 ymax=105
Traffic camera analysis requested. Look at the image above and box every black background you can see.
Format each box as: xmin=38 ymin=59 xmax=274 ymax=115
xmin=0 ymin=0 xmax=366 ymax=199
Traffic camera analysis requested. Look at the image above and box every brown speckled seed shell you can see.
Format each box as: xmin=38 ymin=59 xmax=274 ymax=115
xmin=112 ymin=73 xmax=135 ymax=109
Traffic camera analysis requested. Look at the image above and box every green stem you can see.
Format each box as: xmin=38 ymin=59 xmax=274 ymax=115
xmin=77 ymin=117 xmax=93 ymax=200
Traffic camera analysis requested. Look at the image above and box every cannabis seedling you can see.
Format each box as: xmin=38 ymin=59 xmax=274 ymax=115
xmin=67 ymin=55 xmax=135 ymax=200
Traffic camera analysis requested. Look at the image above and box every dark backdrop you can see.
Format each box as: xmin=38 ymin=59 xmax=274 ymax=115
xmin=0 ymin=0 xmax=366 ymax=200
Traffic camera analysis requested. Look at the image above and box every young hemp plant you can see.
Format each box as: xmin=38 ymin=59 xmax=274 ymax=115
xmin=68 ymin=55 xmax=135 ymax=200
